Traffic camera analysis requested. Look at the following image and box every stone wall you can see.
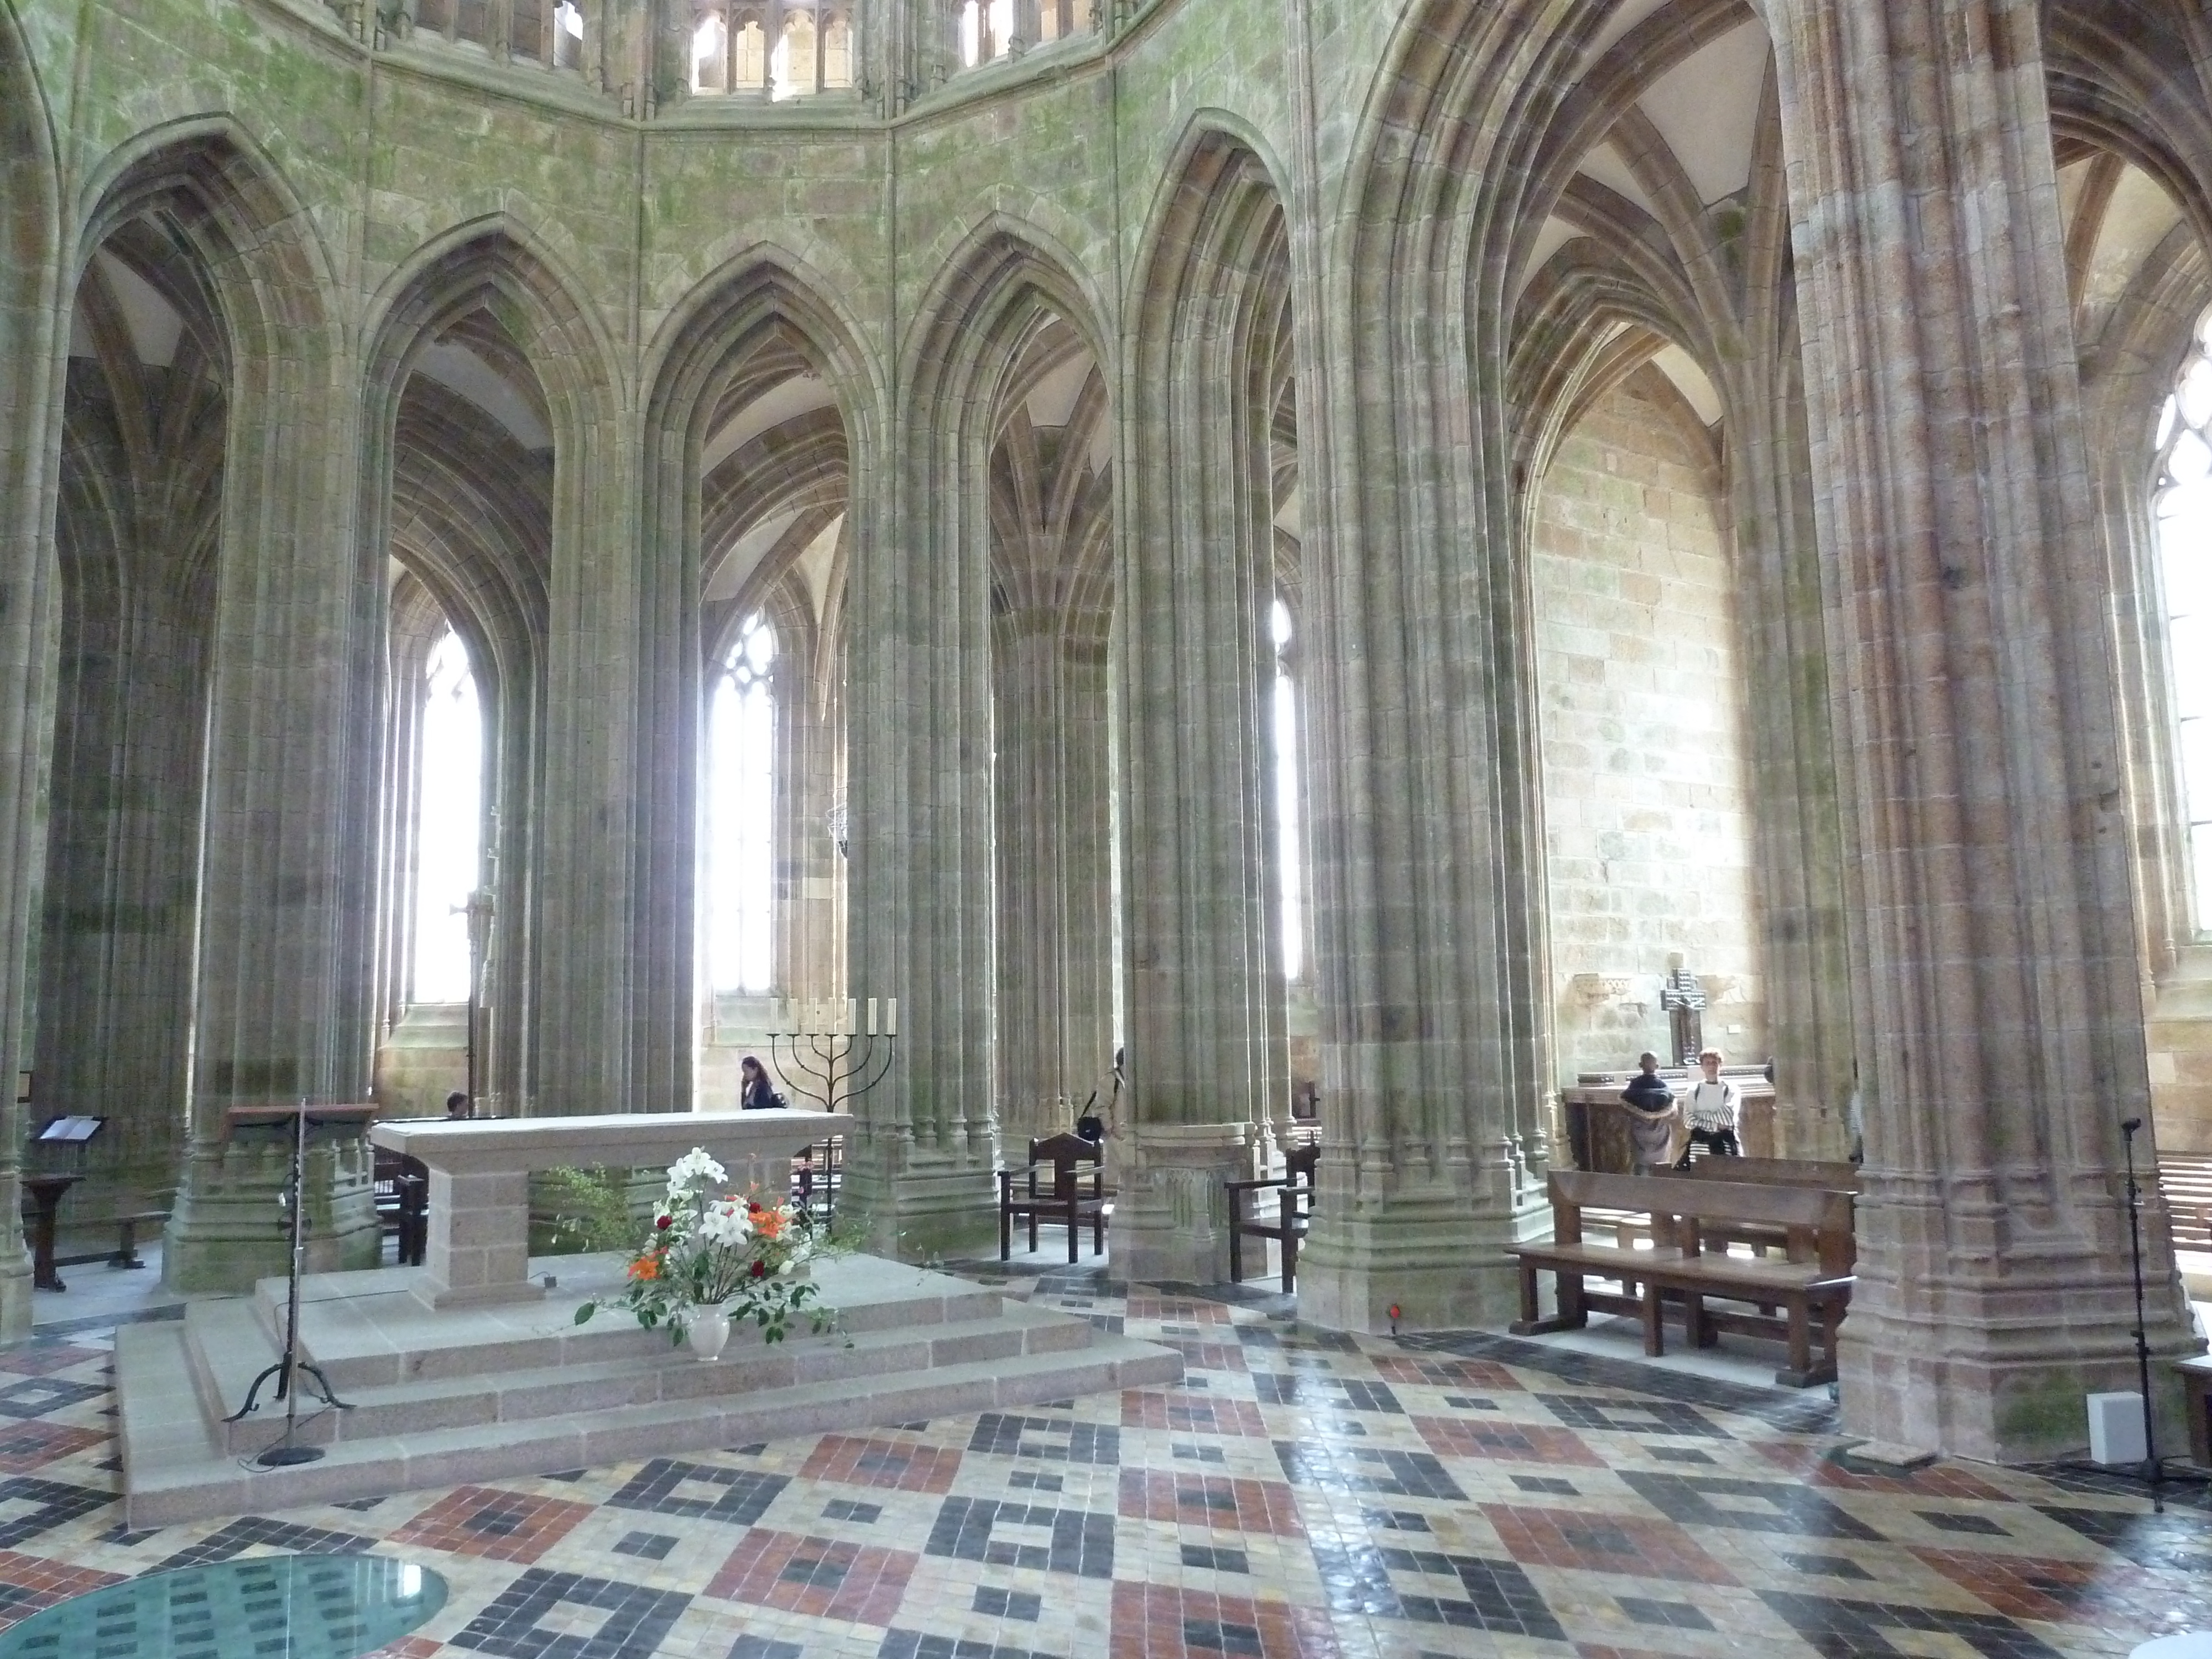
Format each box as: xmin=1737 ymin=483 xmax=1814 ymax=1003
xmin=1531 ymin=370 xmax=1767 ymax=1081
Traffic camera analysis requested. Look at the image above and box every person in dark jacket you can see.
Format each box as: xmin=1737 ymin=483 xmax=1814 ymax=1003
xmin=1619 ymin=1052 xmax=1679 ymax=1172
xmin=739 ymin=1055 xmax=779 ymax=1110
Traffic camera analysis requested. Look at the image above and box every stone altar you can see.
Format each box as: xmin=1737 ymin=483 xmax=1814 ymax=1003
xmin=368 ymin=1108 xmax=836 ymax=1308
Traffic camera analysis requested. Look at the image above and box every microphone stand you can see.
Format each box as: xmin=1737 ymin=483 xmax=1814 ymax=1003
xmin=225 ymin=1100 xmax=352 ymax=1467
xmin=2121 ymin=1117 xmax=2164 ymax=1514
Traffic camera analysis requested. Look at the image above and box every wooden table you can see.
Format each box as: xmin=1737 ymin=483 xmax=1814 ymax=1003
xmin=369 ymin=1109 xmax=838 ymax=1310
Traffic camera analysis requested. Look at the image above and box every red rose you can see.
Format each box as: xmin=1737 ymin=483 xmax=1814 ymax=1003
xmin=656 ymin=1215 xmax=673 ymax=1230
xmin=750 ymin=1260 xmax=767 ymax=1279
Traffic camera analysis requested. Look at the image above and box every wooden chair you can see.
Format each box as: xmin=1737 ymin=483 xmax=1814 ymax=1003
xmin=1227 ymin=1141 xmax=1319 ymax=1292
xmin=792 ymin=1135 xmax=842 ymax=1230
xmin=999 ymin=1132 xmax=1108 ymax=1263
xmin=373 ymin=1147 xmax=428 ymax=1266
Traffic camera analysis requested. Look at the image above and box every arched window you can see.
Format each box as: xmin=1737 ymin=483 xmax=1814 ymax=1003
xmin=692 ymin=12 xmax=728 ymax=90
xmin=414 ymin=629 xmax=483 ymax=1004
xmin=553 ymin=0 xmax=582 ymax=67
xmin=821 ymin=11 xmax=852 ymax=87
xmin=2157 ymin=306 xmax=2212 ymax=929
xmin=733 ymin=14 xmax=767 ymax=90
xmin=709 ymin=613 xmax=779 ymax=993
xmin=1271 ymin=598 xmax=1305 ymax=981
xmin=771 ymin=7 xmax=816 ymax=98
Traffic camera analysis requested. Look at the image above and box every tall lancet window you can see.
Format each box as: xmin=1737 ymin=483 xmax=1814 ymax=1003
xmin=709 ymin=612 xmax=779 ymax=992
xmin=1271 ymin=598 xmax=1305 ymax=981
xmin=2159 ymin=307 xmax=2212 ymax=930
xmin=414 ymin=628 xmax=483 ymax=1003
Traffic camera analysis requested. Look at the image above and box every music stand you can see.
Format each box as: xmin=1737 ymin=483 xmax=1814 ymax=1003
xmin=26 ymin=1117 xmax=102 ymax=1291
xmin=223 ymin=1102 xmax=355 ymax=1466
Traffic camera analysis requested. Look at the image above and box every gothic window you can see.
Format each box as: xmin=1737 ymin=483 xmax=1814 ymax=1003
xmin=709 ymin=612 xmax=779 ymax=993
xmin=2158 ymin=306 xmax=2212 ymax=932
xmin=690 ymin=2 xmax=843 ymax=95
xmin=959 ymin=0 xmax=1093 ymax=67
xmin=414 ymin=629 xmax=483 ymax=1004
xmin=692 ymin=11 xmax=728 ymax=88
xmin=771 ymin=7 xmax=815 ymax=98
xmin=1271 ymin=598 xmax=1306 ymax=981
xmin=413 ymin=0 xmax=580 ymax=67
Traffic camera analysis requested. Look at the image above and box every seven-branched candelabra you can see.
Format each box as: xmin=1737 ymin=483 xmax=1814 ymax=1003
xmin=766 ymin=997 xmax=896 ymax=1113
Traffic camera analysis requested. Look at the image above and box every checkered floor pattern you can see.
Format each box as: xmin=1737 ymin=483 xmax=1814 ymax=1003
xmin=0 ymin=1264 xmax=2205 ymax=1657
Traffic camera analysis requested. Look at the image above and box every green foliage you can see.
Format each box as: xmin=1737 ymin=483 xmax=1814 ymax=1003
xmin=539 ymin=1165 xmax=635 ymax=1255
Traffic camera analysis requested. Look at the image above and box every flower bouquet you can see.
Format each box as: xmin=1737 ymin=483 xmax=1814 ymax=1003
xmin=573 ymin=1147 xmax=833 ymax=1357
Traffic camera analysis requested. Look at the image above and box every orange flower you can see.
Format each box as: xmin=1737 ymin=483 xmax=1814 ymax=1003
xmin=627 ymin=1255 xmax=660 ymax=1281
xmin=754 ymin=1209 xmax=786 ymax=1241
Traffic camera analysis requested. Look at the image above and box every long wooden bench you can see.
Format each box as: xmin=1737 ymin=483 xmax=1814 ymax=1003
xmin=1507 ymin=1168 xmax=1855 ymax=1387
xmin=1651 ymin=1157 xmax=1860 ymax=1265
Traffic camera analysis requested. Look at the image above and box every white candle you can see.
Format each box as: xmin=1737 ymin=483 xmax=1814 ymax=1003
xmin=865 ymin=997 xmax=878 ymax=1036
xmin=847 ymin=999 xmax=857 ymax=1036
xmin=885 ymin=997 xmax=898 ymax=1037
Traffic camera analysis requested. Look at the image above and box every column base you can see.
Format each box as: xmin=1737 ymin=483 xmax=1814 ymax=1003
xmin=839 ymin=1145 xmax=998 ymax=1261
xmin=1108 ymin=1121 xmax=1257 ymax=1287
xmin=0 ymin=1230 xmax=32 ymax=1342
xmin=162 ymin=1137 xmax=382 ymax=1293
xmin=1298 ymin=1198 xmax=1541 ymax=1334
xmin=1838 ymin=1295 xmax=2205 ymax=1463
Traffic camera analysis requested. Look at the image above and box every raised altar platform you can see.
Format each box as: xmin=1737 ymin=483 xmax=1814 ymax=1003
xmin=116 ymin=1251 xmax=1180 ymax=1525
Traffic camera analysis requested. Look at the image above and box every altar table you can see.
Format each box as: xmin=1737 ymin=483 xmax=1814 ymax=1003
xmin=369 ymin=1109 xmax=838 ymax=1309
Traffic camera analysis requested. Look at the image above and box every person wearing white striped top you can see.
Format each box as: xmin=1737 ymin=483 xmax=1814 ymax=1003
xmin=1674 ymin=1047 xmax=1741 ymax=1166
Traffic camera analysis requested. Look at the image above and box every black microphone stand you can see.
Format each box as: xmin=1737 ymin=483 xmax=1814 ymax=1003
xmin=2121 ymin=1117 xmax=2164 ymax=1514
xmin=225 ymin=1100 xmax=352 ymax=1466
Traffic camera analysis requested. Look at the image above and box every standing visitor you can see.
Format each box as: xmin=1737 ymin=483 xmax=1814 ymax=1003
xmin=1677 ymin=1048 xmax=1741 ymax=1164
xmin=1618 ymin=1052 xmax=1679 ymax=1173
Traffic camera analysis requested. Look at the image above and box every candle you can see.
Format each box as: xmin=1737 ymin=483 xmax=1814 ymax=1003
xmin=865 ymin=998 xmax=878 ymax=1036
xmin=885 ymin=998 xmax=898 ymax=1037
xmin=847 ymin=999 xmax=857 ymax=1036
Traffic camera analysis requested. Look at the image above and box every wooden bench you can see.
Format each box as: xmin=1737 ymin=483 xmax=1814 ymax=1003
xmin=2181 ymin=1354 xmax=2212 ymax=1471
xmin=1226 ymin=1142 xmax=1319 ymax=1292
xmin=1652 ymin=1158 xmax=1859 ymax=1265
xmin=1506 ymin=1168 xmax=1855 ymax=1387
xmin=44 ymin=1204 xmax=169 ymax=1271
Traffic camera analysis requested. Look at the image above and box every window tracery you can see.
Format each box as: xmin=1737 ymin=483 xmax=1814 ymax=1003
xmin=2158 ymin=307 xmax=2212 ymax=934
xmin=708 ymin=613 xmax=779 ymax=993
xmin=689 ymin=0 xmax=851 ymax=96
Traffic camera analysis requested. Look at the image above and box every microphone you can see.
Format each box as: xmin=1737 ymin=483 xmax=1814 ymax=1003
xmin=2121 ymin=1118 xmax=2143 ymax=1135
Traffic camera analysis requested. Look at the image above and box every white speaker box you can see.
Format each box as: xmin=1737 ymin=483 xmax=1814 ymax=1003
xmin=2086 ymin=1391 xmax=2148 ymax=1465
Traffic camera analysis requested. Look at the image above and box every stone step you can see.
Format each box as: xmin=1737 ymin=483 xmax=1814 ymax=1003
xmin=118 ymin=1314 xmax=1179 ymax=1527
xmin=244 ymin=1253 xmax=1004 ymax=1390
xmin=210 ymin=1300 xmax=1095 ymax=1454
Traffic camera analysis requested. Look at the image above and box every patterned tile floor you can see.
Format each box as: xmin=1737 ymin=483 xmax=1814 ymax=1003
xmin=0 ymin=1263 xmax=2206 ymax=1657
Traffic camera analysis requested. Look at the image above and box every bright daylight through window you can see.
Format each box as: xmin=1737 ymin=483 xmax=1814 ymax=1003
xmin=709 ymin=612 xmax=778 ymax=992
xmin=413 ymin=628 xmax=482 ymax=1004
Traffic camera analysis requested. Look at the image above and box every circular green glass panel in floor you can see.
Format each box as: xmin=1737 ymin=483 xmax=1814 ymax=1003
xmin=0 ymin=1551 xmax=446 ymax=1659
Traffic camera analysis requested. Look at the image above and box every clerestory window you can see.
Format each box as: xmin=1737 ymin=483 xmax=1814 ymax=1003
xmin=2156 ymin=305 xmax=2212 ymax=933
xmin=413 ymin=629 xmax=483 ymax=1004
xmin=691 ymin=1 xmax=852 ymax=96
xmin=411 ymin=0 xmax=582 ymax=70
xmin=957 ymin=0 xmax=1094 ymax=67
xmin=708 ymin=613 xmax=779 ymax=992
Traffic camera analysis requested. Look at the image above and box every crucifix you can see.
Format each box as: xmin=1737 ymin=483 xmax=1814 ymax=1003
xmin=1660 ymin=959 xmax=1706 ymax=1068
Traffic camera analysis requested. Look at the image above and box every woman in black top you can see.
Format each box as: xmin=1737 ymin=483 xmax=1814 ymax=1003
xmin=739 ymin=1055 xmax=778 ymax=1110
xmin=1618 ymin=1052 xmax=1679 ymax=1172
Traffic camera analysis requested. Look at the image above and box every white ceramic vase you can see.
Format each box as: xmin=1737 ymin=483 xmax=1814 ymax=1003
xmin=688 ymin=1305 xmax=732 ymax=1363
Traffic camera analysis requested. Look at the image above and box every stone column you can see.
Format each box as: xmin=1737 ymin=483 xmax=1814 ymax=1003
xmin=1765 ymin=0 xmax=2202 ymax=1457
xmin=154 ymin=140 xmax=385 ymax=1291
xmin=1120 ymin=144 xmax=1291 ymax=1286
xmin=993 ymin=606 xmax=1115 ymax=1152
xmin=0 ymin=10 xmax=62 ymax=1338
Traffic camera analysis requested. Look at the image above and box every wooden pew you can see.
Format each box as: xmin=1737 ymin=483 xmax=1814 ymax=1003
xmin=1506 ymin=1169 xmax=1855 ymax=1387
xmin=1652 ymin=1158 xmax=1859 ymax=1266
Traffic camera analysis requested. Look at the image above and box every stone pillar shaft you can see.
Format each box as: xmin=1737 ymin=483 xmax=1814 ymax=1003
xmin=1765 ymin=0 xmax=2201 ymax=1457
